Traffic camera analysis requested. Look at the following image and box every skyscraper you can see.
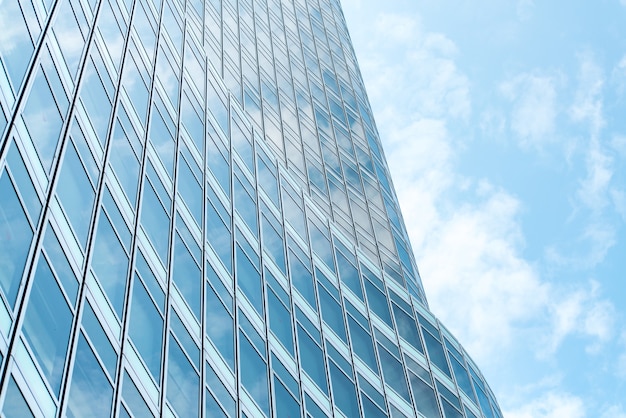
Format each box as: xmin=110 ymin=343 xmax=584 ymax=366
xmin=0 ymin=0 xmax=503 ymax=417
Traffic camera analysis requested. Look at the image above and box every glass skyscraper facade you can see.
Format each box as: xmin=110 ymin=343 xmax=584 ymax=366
xmin=0 ymin=0 xmax=503 ymax=417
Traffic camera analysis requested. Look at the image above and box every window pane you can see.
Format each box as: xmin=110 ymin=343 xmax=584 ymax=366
xmin=129 ymin=278 xmax=163 ymax=381
xmin=274 ymin=377 xmax=301 ymax=418
xmin=22 ymin=68 xmax=63 ymax=173
xmin=22 ymin=256 xmax=72 ymax=396
xmin=347 ymin=316 xmax=377 ymax=373
xmin=236 ymin=245 xmax=263 ymax=315
xmin=0 ymin=1 xmax=37 ymax=91
xmin=205 ymin=284 xmax=234 ymax=370
xmin=82 ymin=301 xmax=117 ymax=378
xmin=167 ymin=338 xmax=199 ymax=418
xmin=0 ymin=170 xmax=33 ymax=308
xmin=2 ymin=376 xmax=34 ymax=418
xmin=239 ymin=333 xmax=269 ymax=416
xmin=365 ymin=281 xmax=392 ymax=328
xmin=92 ymin=212 xmax=129 ymax=316
xmin=392 ymin=304 xmax=423 ymax=353
xmin=141 ymin=180 xmax=170 ymax=264
xmin=408 ymin=372 xmax=439 ymax=418
xmin=43 ymin=224 xmax=78 ymax=305
xmin=57 ymin=141 xmax=95 ymax=247
xmin=297 ymin=326 xmax=327 ymax=394
xmin=66 ymin=333 xmax=113 ymax=418
xmin=423 ymin=331 xmax=451 ymax=378
xmin=267 ymin=289 xmax=294 ymax=355
xmin=318 ymin=285 xmax=346 ymax=343
xmin=378 ymin=346 xmax=410 ymax=402
xmin=329 ymin=362 xmax=359 ymax=417
xmin=173 ymin=234 xmax=201 ymax=318
xmin=122 ymin=372 xmax=154 ymax=418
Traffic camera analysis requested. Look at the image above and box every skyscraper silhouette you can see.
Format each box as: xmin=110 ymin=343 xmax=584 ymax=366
xmin=0 ymin=0 xmax=502 ymax=416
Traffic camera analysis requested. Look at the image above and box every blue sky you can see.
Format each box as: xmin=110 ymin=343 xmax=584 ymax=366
xmin=341 ymin=0 xmax=626 ymax=416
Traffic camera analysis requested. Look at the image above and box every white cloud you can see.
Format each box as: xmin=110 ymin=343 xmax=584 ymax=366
xmin=542 ymin=280 xmax=616 ymax=355
xmin=505 ymin=392 xmax=586 ymax=418
xmin=500 ymin=73 xmax=559 ymax=148
xmin=362 ymin=13 xmax=470 ymax=122
xmin=356 ymin=10 xmax=620 ymax=369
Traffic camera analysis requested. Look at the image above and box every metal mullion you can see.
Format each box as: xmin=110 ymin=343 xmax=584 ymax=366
xmin=159 ymin=1 xmax=190 ymax=413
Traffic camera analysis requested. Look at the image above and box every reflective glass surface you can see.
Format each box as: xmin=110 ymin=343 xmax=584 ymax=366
xmin=0 ymin=0 xmax=503 ymax=416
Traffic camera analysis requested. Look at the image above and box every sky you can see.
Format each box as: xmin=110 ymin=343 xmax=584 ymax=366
xmin=340 ymin=0 xmax=626 ymax=417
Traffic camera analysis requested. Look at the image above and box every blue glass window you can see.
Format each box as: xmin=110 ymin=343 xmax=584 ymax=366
xmin=109 ymin=109 xmax=141 ymax=205
xmin=2 ymin=376 xmax=34 ymax=418
xmin=361 ymin=394 xmax=386 ymax=418
xmin=450 ymin=356 xmax=476 ymax=402
xmin=205 ymin=283 xmax=235 ymax=370
xmin=236 ymin=245 xmax=263 ymax=315
xmin=392 ymin=304 xmax=423 ymax=353
xmin=22 ymin=256 xmax=72 ymax=396
xmin=423 ymin=331 xmax=451 ymax=378
xmin=0 ymin=170 xmax=33 ymax=308
xmin=92 ymin=212 xmax=129 ymax=316
xmin=7 ymin=144 xmax=41 ymax=224
xmin=261 ymin=212 xmax=286 ymax=274
xmin=205 ymin=362 xmax=235 ymax=417
xmin=274 ymin=376 xmax=301 ymax=418
xmin=364 ymin=280 xmax=393 ymax=328
xmin=288 ymin=250 xmax=316 ymax=310
xmin=347 ymin=316 xmax=378 ymax=373
xmin=22 ymin=67 xmax=63 ymax=173
xmin=80 ymin=55 xmax=112 ymax=144
xmin=239 ymin=333 xmax=270 ymax=416
xmin=82 ymin=301 xmax=117 ymax=378
xmin=336 ymin=251 xmax=363 ymax=300
xmin=297 ymin=325 xmax=327 ymax=394
xmin=167 ymin=338 xmax=199 ymax=418
xmin=129 ymin=278 xmax=163 ymax=381
xmin=141 ymin=180 xmax=170 ymax=265
xmin=378 ymin=346 xmax=410 ymax=402
xmin=0 ymin=1 xmax=37 ymax=92
xmin=57 ymin=141 xmax=95 ymax=248
xmin=171 ymin=310 xmax=200 ymax=368
xmin=318 ymin=285 xmax=347 ymax=342
xmin=173 ymin=233 xmax=201 ymax=319
xmin=234 ymin=174 xmax=258 ymax=237
xmin=206 ymin=187 xmax=232 ymax=273
xmin=267 ymin=288 xmax=294 ymax=355
xmin=149 ymin=102 xmax=176 ymax=177
xmin=66 ymin=333 xmax=113 ymax=418
xmin=408 ymin=372 xmax=439 ymax=418
xmin=329 ymin=362 xmax=359 ymax=417
xmin=178 ymin=156 xmax=203 ymax=226
xmin=122 ymin=372 xmax=153 ymax=418
xmin=43 ymin=224 xmax=78 ymax=305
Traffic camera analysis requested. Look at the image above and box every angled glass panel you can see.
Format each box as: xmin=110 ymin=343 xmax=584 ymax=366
xmin=22 ymin=256 xmax=72 ymax=396
xmin=2 ymin=376 xmax=34 ymax=418
xmin=66 ymin=333 xmax=113 ymax=418
xmin=129 ymin=277 xmax=163 ymax=381
xmin=0 ymin=170 xmax=33 ymax=308
xmin=22 ymin=67 xmax=63 ymax=173
xmin=57 ymin=140 xmax=95 ymax=248
xmin=92 ymin=212 xmax=129 ymax=316
xmin=239 ymin=332 xmax=270 ymax=416
xmin=167 ymin=337 xmax=200 ymax=418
